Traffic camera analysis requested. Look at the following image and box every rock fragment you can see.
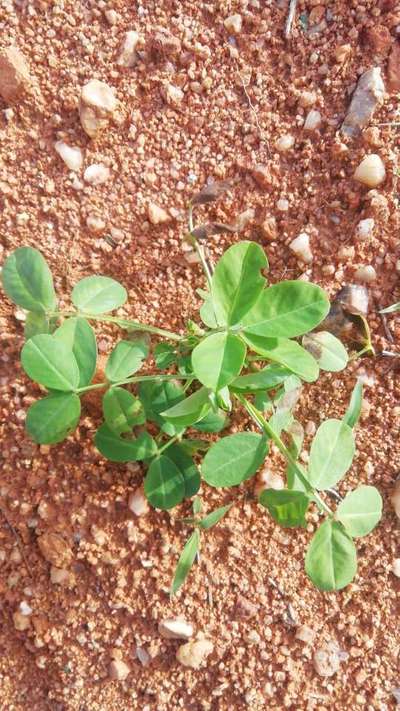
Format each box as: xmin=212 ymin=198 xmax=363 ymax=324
xmin=299 ymin=90 xmax=317 ymax=108
xmin=0 ymin=47 xmax=31 ymax=103
xmin=235 ymin=595 xmax=259 ymax=619
xmin=79 ymin=79 xmax=117 ymax=139
xmin=163 ymin=83 xmax=184 ymax=106
xmin=289 ymin=232 xmax=313 ymax=263
xmin=354 ymin=265 xmax=377 ymax=284
xmin=128 ymin=485 xmax=149 ymax=516
xmin=224 ymin=14 xmax=242 ymax=34
xmin=147 ymin=202 xmax=170 ymax=225
xmin=86 ymin=214 xmax=105 ymax=233
xmin=276 ymin=134 xmax=294 ymax=152
xmin=176 ymin=639 xmax=214 ymax=669
xmin=83 ymin=164 xmax=110 ymax=185
xmin=392 ymin=559 xmax=400 ymax=578
xmin=296 ymin=625 xmax=316 ymax=644
xmin=117 ymin=31 xmax=141 ymax=67
xmin=109 ymin=660 xmax=130 ymax=681
xmin=313 ymin=642 xmax=341 ymax=677
xmin=341 ymin=68 xmax=385 ymax=138
xmin=13 ymin=611 xmax=31 ymax=631
xmin=54 ymin=142 xmax=83 ymax=172
xmin=252 ymin=164 xmax=272 ymax=190
xmin=354 ymin=154 xmax=386 ymax=187
xmin=388 ymin=41 xmax=400 ymax=92
xmin=37 ymin=532 xmax=72 ymax=567
xmin=158 ymin=619 xmax=194 ymax=640
xmin=355 ymin=218 xmax=374 ymax=241
xmin=363 ymin=25 xmax=391 ymax=54
xmin=304 ymin=110 xmax=322 ymax=132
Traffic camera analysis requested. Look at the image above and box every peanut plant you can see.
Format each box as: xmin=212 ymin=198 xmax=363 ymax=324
xmin=1 ymin=184 xmax=383 ymax=594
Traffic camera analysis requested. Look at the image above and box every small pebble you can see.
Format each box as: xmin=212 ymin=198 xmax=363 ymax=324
xmin=304 ymin=110 xmax=322 ymax=132
xmin=163 ymin=83 xmax=184 ymax=106
xmin=136 ymin=646 xmax=151 ymax=666
xmin=354 ymin=265 xmax=376 ymax=284
xmin=176 ymin=639 xmax=214 ymax=669
xmin=296 ymin=625 xmax=316 ymax=644
xmin=86 ymin=214 xmax=106 ymax=233
xmin=109 ymin=660 xmax=130 ymax=681
xmin=54 ymin=141 xmax=83 ymax=172
xmin=276 ymin=198 xmax=289 ymax=211
xmin=276 ymin=134 xmax=294 ymax=152
xmin=392 ymin=559 xmax=400 ymax=578
xmin=224 ymin=14 xmax=242 ymax=34
xmin=128 ymin=486 xmax=149 ymax=516
xmin=289 ymin=232 xmax=313 ymax=263
xmin=79 ymin=79 xmax=117 ymax=139
xmin=158 ymin=619 xmax=194 ymax=640
xmin=0 ymin=46 xmax=31 ymax=103
xmin=13 ymin=611 xmax=30 ymax=631
xmin=313 ymin=642 xmax=341 ymax=677
xmin=147 ymin=203 xmax=170 ymax=225
xmin=354 ymin=154 xmax=386 ymax=187
xmin=19 ymin=601 xmax=32 ymax=616
xmin=355 ymin=218 xmax=374 ymax=241
xmin=83 ymin=164 xmax=110 ymax=185
xmin=299 ymin=90 xmax=317 ymax=108
xmin=50 ymin=567 xmax=70 ymax=585
xmin=117 ymin=31 xmax=141 ymax=67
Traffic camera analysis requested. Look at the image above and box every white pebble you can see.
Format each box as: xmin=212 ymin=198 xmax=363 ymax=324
xmin=117 ymin=31 xmax=141 ymax=67
xmin=289 ymin=232 xmax=313 ymax=263
xmin=276 ymin=198 xmax=289 ymax=211
xmin=299 ymin=90 xmax=317 ymax=108
xmin=354 ymin=154 xmax=386 ymax=187
xmin=163 ymin=83 xmax=184 ymax=106
xmin=224 ymin=14 xmax=242 ymax=34
xmin=176 ymin=639 xmax=214 ymax=669
xmin=354 ymin=265 xmax=376 ymax=283
xmin=109 ymin=660 xmax=130 ymax=681
xmin=147 ymin=202 xmax=170 ymax=225
xmin=355 ymin=218 xmax=374 ymax=241
xmin=392 ymin=559 xmax=400 ymax=577
xmin=86 ymin=214 xmax=105 ymax=233
xmin=54 ymin=141 xmax=83 ymax=172
xmin=276 ymin=134 xmax=295 ymax=151
xmin=313 ymin=642 xmax=341 ymax=677
xmin=391 ymin=480 xmax=400 ymax=519
xmin=158 ymin=618 xmax=194 ymax=640
xmin=136 ymin=646 xmax=151 ymax=666
xmin=295 ymin=625 xmax=315 ymax=644
xmin=304 ymin=110 xmax=322 ymax=131
xmin=83 ymin=163 xmax=110 ymax=185
xmin=128 ymin=486 xmax=149 ymax=516
xmin=19 ymin=601 xmax=32 ymax=616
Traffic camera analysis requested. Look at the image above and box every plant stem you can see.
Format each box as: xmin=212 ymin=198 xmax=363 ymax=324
xmin=157 ymin=435 xmax=180 ymax=455
xmin=76 ymin=373 xmax=191 ymax=394
xmin=237 ymin=394 xmax=333 ymax=517
xmin=188 ymin=205 xmax=213 ymax=290
xmin=48 ymin=311 xmax=182 ymax=342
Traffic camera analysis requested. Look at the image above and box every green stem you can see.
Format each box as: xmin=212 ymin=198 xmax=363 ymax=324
xmin=76 ymin=373 xmax=191 ymax=395
xmin=188 ymin=205 xmax=213 ymax=290
xmin=48 ymin=311 xmax=182 ymax=342
xmin=157 ymin=435 xmax=180 ymax=456
xmin=237 ymin=394 xmax=333 ymax=517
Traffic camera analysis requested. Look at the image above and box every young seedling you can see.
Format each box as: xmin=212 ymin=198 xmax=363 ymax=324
xmin=1 ymin=183 xmax=383 ymax=593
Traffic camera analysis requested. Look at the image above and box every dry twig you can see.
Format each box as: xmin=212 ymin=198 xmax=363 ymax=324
xmin=285 ymin=0 xmax=298 ymax=39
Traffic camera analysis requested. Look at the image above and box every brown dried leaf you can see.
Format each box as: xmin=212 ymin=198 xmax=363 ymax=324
xmin=191 ymin=222 xmax=237 ymax=240
xmin=191 ymin=180 xmax=232 ymax=206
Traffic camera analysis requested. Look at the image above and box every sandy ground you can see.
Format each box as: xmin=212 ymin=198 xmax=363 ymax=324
xmin=0 ymin=0 xmax=400 ymax=709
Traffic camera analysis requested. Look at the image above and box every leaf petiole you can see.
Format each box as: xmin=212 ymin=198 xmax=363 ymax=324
xmin=47 ymin=310 xmax=182 ymax=342
xmin=76 ymin=373 xmax=192 ymax=394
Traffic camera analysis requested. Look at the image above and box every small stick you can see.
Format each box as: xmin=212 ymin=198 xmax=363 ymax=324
xmin=285 ymin=0 xmax=298 ymax=39
xmin=0 ymin=506 xmax=32 ymax=579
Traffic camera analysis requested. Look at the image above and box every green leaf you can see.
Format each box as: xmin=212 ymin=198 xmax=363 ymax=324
xmin=94 ymin=424 xmax=157 ymax=462
xmin=242 ymin=281 xmax=329 ymax=338
xmin=230 ymin=364 xmax=292 ymax=393
xmin=1 ymin=247 xmax=56 ymax=313
xmin=21 ymin=334 xmax=80 ymax=391
xmin=211 ymin=241 xmax=268 ymax=326
xmin=161 ymin=387 xmax=211 ymax=427
xmin=105 ymin=339 xmax=148 ymax=382
xmin=287 ymin=461 xmax=309 ymax=493
xmin=54 ymin=317 xmax=97 ymax=387
xmin=193 ymin=408 xmax=228 ymax=433
xmin=259 ymin=489 xmax=309 ymax=528
xmin=102 ymin=387 xmax=144 ymax=435
xmin=24 ymin=312 xmax=52 ymax=339
xmin=302 ymin=331 xmax=348 ymax=372
xmin=192 ymin=332 xmax=246 ymax=391
xmin=336 ymin=485 xmax=382 ymax=537
xmin=202 ymin=432 xmax=268 ymax=487
xmin=144 ymin=455 xmax=185 ymax=510
xmin=171 ymin=530 xmax=200 ymax=596
xmin=308 ymin=419 xmax=355 ymax=490
xmin=154 ymin=343 xmax=177 ymax=369
xmin=305 ymin=520 xmax=357 ymax=591
xmin=193 ymin=496 xmax=202 ymax=515
xmin=198 ymin=503 xmax=232 ymax=530
xmin=164 ymin=444 xmax=201 ymax=498
xmin=72 ymin=275 xmax=127 ymax=314
xmin=179 ymin=439 xmax=210 ymax=456
xmin=343 ymin=380 xmax=363 ymax=429
xmin=198 ymin=291 xmax=218 ymax=328
xmin=380 ymin=301 xmax=400 ymax=314
xmin=243 ymin=334 xmax=319 ymax=383
xmin=26 ymin=393 xmax=81 ymax=444
xmin=139 ymin=379 xmax=185 ymax=427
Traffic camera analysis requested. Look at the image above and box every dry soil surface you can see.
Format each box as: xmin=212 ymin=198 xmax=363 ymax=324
xmin=0 ymin=0 xmax=400 ymax=710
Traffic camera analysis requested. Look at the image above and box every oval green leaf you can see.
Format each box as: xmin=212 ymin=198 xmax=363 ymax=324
xmin=243 ymin=334 xmax=319 ymax=383
xmin=103 ymin=387 xmax=144 ymax=435
xmin=164 ymin=444 xmax=201 ymax=498
xmin=21 ymin=334 xmax=80 ymax=391
xmin=302 ymin=331 xmax=348 ymax=372
xmin=305 ymin=520 xmax=357 ymax=591
xmin=24 ymin=312 xmax=52 ymax=340
xmin=308 ymin=419 xmax=355 ymax=490
xmin=198 ymin=503 xmax=232 ymax=530
xmin=202 ymin=432 xmax=268 ymax=487
xmin=171 ymin=530 xmax=200 ymax=596
xmin=230 ymin=364 xmax=292 ymax=393
xmin=192 ymin=332 xmax=246 ymax=391
xmin=242 ymin=281 xmax=329 ymax=338
xmin=139 ymin=379 xmax=185 ymax=426
xmin=211 ymin=241 xmax=268 ymax=326
xmin=161 ymin=387 xmax=211 ymax=427
xmin=72 ymin=275 xmax=127 ymax=314
xmin=94 ymin=424 xmax=157 ymax=462
xmin=54 ymin=317 xmax=97 ymax=387
xmin=144 ymin=455 xmax=185 ymax=510
xmin=1 ymin=247 xmax=56 ymax=313
xmin=105 ymin=339 xmax=148 ymax=382
xmin=193 ymin=408 xmax=228 ymax=433
xmin=343 ymin=379 xmax=363 ymax=429
xmin=26 ymin=393 xmax=81 ymax=444
xmin=259 ymin=489 xmax=309 ymax=528
xmin=336 ymin=485 xmax=382 ymax=537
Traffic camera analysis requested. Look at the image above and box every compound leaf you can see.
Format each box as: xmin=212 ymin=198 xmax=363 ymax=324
xmin=336 ymin=485 xmax=382 ymax=537
xmin=72 ymin=275 xmax=127 ymax=314
xmin=305 ymin=520 xmax=357 ymax=591
xmin=26 ymin=392 xmax=81 ymax=444
xmin=1 ymin=247 xmax=56 ymax=313
xmin=21 ymin=334 xmax=79 ymax=391
xmin=202 ymin=432 xmax=268 ymax=488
